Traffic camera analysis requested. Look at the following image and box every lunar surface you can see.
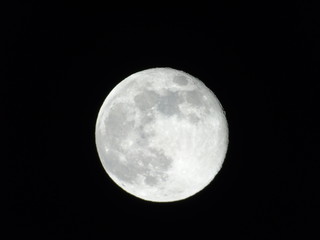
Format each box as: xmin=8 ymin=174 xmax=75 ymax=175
xmin=95 ymin=68 xmax=228 ymax=202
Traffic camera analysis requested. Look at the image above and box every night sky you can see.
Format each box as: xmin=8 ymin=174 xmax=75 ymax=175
xmin=6 ymin=1 xmax=319 ymax=238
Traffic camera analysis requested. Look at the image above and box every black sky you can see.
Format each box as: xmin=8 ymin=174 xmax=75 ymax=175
xmin=5 ymin=1 xmax=319 ymax=238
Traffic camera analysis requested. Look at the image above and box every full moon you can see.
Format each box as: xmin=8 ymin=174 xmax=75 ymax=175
xmin=95 ymin=68 xmax=228 ymax=202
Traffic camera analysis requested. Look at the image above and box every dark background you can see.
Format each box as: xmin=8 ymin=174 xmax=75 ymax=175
xmin=5 ymin=1 xmax=319 ymax=238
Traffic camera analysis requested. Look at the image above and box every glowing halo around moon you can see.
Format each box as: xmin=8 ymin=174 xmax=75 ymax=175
xmin=95 ymin=67 xmax=229 ymax=202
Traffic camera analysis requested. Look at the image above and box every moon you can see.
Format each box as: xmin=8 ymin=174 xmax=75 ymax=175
xmin=95 ymin=67 xmax=228 ymax=202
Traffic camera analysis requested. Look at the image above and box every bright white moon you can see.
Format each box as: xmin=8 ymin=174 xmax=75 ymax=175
xmin=95 ymin=67 xmax=228 ymax=202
